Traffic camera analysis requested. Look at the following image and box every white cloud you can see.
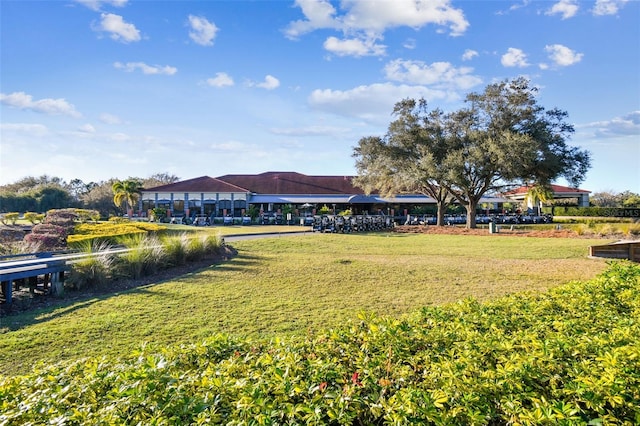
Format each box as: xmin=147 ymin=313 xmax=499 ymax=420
xmin=384 ymin=59 xmax=482 ymax=90
xmin=462 ymin=49 xmax=478 ymax=61
xmin=285 ymin=0 xmax=469 ymax=57
xmin=206 ymin=72 xmax=234 ymax=87
xmin=403 ymin=38 xmax=416 ymax=50
xmin=323 ymin=36 xmax=386 ymax=57
xmin=593 ymin=0 xmax=629 ymax=16
xmin=99 ymin=113 xmax=122 ymax=124
xmin=249 ymin=75 xmax=280 ymax=90
xmin=188 ymin=15 xmax=218 ymax=46
xmin=0 ymin=91 xmax=82 ymax=118
xmin=114 ymin=61 xmax=177 ymax=75
xmin=94 ymin=13 xmax=141 ymax=43
xmin=0 ymin=123 xmax=49 ymax=137
xmin=581 ymin=111 xmax=640 ymax=138
xmin=544 ymin=44 xmax=583 ymax=66
xmin=501 ymin=48 xmax=529 ymax=67
xmin=308 ymin=82 xmax=454 ymax=123
xmin=546 ymin=0 xmax=579 ymax=19
xmin=74 ymin=0 xmax=127 ymax=11
xmin=495 ymin=0 xmax=531 ymax=15
xmin=285 ymin=0 xmax=338 ymax=38
xmin=78 ymin=123 xmax=96 ymax=133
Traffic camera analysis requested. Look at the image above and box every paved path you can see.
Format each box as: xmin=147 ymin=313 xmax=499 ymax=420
xmin=223 ymin=229 xmax=315 ymax=242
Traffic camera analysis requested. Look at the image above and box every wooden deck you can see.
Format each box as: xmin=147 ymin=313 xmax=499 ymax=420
xmin=589 ymin=240 xmax=640 ymax=263
xmin=1 ymin=248 xmax=130 ymax=305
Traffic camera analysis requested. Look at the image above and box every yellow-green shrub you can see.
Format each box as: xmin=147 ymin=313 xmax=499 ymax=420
xmin=23 ymin=212 xmax=45 ymax=224
xmin=68 ymin=222 xmax=167 ymax=246
xmin=0 ymin=212 xmax=19 ymax=225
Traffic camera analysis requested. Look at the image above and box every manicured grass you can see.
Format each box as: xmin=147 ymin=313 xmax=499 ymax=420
xmin=0 ymin=232 xmax=610 ymax=376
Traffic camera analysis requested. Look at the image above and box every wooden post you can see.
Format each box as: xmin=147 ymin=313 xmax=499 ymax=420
xmin=50 ymin=270 xmax=64 ymax=297
xmin=29 ymin=276 xmax=38 ymax=294
xmin=1 ymin=280 xmax=12 ymax=305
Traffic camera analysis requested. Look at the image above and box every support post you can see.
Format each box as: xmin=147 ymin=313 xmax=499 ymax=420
xmin=50 ymin=270 xmax=64 ymax=297
xmin=1 ymin=280 xmax=12 ymax=305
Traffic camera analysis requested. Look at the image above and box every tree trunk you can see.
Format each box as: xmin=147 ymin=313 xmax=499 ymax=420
xmin=436 ymin=202 xmax=446 ymax=227
xmin=465 ymin=201 xmax=478 ymax=229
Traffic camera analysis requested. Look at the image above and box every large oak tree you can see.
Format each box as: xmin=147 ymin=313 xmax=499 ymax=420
xmin=353 ymin=78 xmax=591 ymax=228
xmin=353 ymin=99 xmax=454 ymax=226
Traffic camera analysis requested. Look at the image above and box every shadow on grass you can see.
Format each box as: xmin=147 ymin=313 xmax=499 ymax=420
xmin=0 ymin=251 xmax=263 ymax=332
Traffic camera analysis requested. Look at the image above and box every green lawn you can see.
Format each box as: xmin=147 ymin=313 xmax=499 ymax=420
xmin=0 ymin=232 xmax=610 ymax=376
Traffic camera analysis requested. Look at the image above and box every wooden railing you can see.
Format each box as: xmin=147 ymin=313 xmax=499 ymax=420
xmin=0 ymin=248 xmax=129 ymax=305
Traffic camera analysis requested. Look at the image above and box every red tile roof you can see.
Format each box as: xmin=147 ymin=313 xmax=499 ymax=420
xmin=217 ymin=172 xmax=366 ymax=195
xmin=143 ymin=172 xmax=367 ymax=195
xmin=144 ymin=176 xmax=249 ymax=193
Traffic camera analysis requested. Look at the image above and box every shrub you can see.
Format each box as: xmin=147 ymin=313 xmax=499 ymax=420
xmin=201 ymin=233 xmax=223 ymax=253
xmin=68 ymin=221 xmax=167 ymax=247
xmin=108 ymin=216 xmax=130 ymax=224
xmin=162 ymin=233 xmax=223 ymax=265
xmin=317 ymin=205 xmax=331 ymax=214
xmin=186 ymin=235 xmax=206 ymax=261
xmin=574 ymin=224 xmax=590 ymax=236
xmin=66 ymin=241 xmax=117 ymax=290
xmin=163 ymin=233 xmax=188 ymax=266
xmin=596 ymin=223 xmax=616 ymax=237
xmin=627 ymin=223 xmax=640 ymax=237
xmin=151 ymin=207 xmax=167 ymax=222
xmin=1 ymin=262 xmax=639 ymax=425
xmin=23 ymin=223 xmax=68 ymax=250
xmin=74 ymin=209 xmax=100 ymax=223
xmin=117 ymin=234 xmax=166 ymax=279
xmin=23 ymin=212 xmax=45 ymax=224
xmin=0 ymin=212 xmax=20 ymax=225
xmin=0 ymin=239 xmax=41 ymax=256
xmin=45 ymin=209 xmax=78 ymax=230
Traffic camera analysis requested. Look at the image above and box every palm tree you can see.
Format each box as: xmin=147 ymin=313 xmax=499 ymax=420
xmin=112 ymin=179 xmax=143 ymax=217
xmin=525 ymin=184 xmax=554 ymax=216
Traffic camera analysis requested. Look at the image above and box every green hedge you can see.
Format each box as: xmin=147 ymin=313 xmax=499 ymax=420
xmin=548 ymin=206 xmax=640 ymax=218
xmin=1 ymin=262 xmax=639 ymax=425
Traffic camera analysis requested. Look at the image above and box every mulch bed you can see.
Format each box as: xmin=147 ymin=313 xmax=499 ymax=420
xmin=393 ymin=225 xmax=582 ymax=238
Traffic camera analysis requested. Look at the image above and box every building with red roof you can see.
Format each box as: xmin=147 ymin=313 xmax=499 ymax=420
xmin=142 ymin=172 xmax=584 ymax=220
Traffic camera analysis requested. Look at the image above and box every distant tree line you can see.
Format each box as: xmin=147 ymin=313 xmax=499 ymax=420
xmin=0 ymin=173 xmax=179 ymax=218
xmin=590 ymin=190 xmax=640 ymax=208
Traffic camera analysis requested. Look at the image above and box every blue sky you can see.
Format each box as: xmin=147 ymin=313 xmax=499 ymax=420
xmin=1 ymin=0 xmax=638 ymax=193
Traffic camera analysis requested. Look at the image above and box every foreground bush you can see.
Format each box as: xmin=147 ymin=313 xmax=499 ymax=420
xmin=1 ymin=262 xmax=638 ymax=425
